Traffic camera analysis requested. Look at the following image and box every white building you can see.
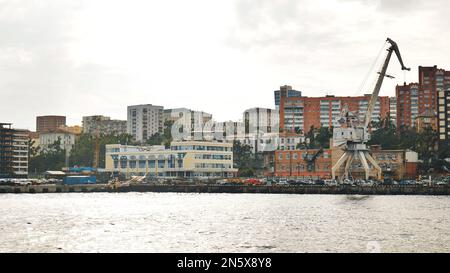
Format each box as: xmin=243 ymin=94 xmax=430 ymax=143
xmin=242 ymin=107 xmax=280 ymax=153
xmin=127 ymin=104 xmax=164 ymax=143
xmin=105 ymin=141 xmax=237 ymax=178
xmin=165 ymin=108 xmax=213 ymax=141
xmin=39 ymin=130 xmax=77 ymax=153
xmin=13 ymin=129 xmax=29 ymax=177
xmin=389 ymin=97 xmax=397 ymax=126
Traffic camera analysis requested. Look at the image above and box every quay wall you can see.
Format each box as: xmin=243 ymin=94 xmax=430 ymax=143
xmin=1 ymin=184 xmax=450 ymax=195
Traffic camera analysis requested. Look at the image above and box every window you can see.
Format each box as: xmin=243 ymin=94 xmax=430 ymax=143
xmin=146 ymin=160 xmax=155 ymax=168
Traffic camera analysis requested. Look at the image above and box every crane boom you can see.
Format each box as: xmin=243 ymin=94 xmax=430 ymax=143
xmin=363 ymin=38 xmax=410 ymax=128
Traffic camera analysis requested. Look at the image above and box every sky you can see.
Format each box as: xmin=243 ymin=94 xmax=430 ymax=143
xmin=1 ymin=0 xmax=450 ymax=131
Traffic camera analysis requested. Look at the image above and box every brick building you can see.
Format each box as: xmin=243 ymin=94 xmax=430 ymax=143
xmin=396 ymin=66 xmax=450 ymax=139
xmin=264 ymin=149 xmax=332 ymax=179
xmin=279 ymin=92 xmax=390 ymax=135
xmin=36 ymin=116 xmax=66 ymax=133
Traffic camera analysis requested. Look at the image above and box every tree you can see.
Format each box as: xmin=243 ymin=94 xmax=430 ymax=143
xmin=368 ymin=117 xmax=400 ymax=149
xmin=232 ymin=140 xmax=262 ymax=177
xmin=146 ymin=120 xmax=173 ymax=148
xmin=29 ymin=138 xmax=66 ymax=174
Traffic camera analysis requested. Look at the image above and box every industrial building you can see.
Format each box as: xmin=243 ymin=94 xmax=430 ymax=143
xmin=105 ymin=141 xmax=237 ymax=178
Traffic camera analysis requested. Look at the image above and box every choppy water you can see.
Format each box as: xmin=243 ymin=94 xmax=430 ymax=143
xmin=0 ymin=193 xmax=449 ymax=253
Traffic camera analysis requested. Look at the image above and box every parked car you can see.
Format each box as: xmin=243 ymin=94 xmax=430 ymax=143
xmin=342 ymin=179 xmax=354 ymax=186
xmin=324 ymin=179 xmax=338 ymax=186
xmin=276 ymin=180 xmax=289 ymax=186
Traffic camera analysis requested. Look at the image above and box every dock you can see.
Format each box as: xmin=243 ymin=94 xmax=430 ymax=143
xmin=1 ymin=184 xmax=450 ymax=195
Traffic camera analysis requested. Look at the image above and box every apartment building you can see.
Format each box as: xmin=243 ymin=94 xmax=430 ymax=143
xmin=280 ymin=93 xmax=390 ymax=134
xmin=0 ymin=123 xmax=29 ymax=178
xmin=82 ymin=115 xmax=127 ymax=136
xmin=127 ymin=104 xmax=164 ymax=143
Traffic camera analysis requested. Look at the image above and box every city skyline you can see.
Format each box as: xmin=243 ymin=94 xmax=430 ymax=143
xmin=1 ymin=0 xmax=450 ymax=130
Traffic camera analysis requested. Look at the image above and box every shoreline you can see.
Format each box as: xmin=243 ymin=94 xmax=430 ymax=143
xmin=1 ymin=184 xmax=450 ymax=195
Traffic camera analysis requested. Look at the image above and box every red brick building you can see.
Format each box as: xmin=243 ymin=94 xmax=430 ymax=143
xmin=36 ymin=116 xmax=66 ymax=133
xmin=264 ymin=149 xmax=332 ymax=178
xmin=396 ymin=83 xmax=420 ymax=129
xmin=280 ymin=93 xmax=390 ymax=135
xmin=396 ymin=66 xmax=450 ymax=138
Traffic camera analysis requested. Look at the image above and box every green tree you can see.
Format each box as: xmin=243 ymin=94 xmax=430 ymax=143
xmin=29 ymin=138 xmax=66 ymax=174
xmin=232 ymin=140 xmax=262 ymax=177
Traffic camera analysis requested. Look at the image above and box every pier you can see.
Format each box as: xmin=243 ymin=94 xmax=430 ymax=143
xmin=1 ymin=184 xmax=450 ymax=195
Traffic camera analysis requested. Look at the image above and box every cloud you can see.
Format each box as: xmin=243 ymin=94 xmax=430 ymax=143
xmin=1 ymin=0 xmax=450 ymax=129
xmin=0 ymin=0 xmax=130 ymax=130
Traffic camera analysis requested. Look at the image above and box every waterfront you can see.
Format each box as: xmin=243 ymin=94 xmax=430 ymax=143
xmin=1 ymin=193 xmax=450 ymax=253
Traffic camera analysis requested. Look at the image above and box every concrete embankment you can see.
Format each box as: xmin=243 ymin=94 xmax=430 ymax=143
xmin=1 ymin=184 xmax=450 ymax=195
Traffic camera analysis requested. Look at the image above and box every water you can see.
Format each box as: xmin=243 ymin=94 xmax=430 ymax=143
xmin=0 ymin=193 xmax=449 ymax=253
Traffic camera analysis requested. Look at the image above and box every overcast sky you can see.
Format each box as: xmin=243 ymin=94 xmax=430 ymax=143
xmin=1 ymin=0 xmax=450 ymax=130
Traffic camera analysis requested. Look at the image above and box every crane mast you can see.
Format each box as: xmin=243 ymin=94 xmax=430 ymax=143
xmin=364 ymin=38 xmax=410 ymax=129
xmin=331 ymin=38 xmax=410 ymax=181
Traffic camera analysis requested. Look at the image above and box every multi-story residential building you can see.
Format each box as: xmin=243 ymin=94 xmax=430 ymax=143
xmin=12 ymin=129 xmax=29 ymax=177
xmin=164 ymin=108 xmax=213 ymax=141
xmin=396 ymin=66 xmax=450 ymax=135
xmin=0 ymin=123 xmax=14 ymax=178
xmin=82 ymin=115 xmax=127 ymax=136
xmin=274 ymin=85 xmax=302 ymax=109
xmin=396 ymin=83 xmax=420 ymax=129
xmin=127 ymin=104 xmax=164 ymax=143
xmin=105 ymin=141 xmax=237 ymax=178
xmin=419 ymin=66 xmax=441 ymax=115
xmin=429 ymin=67 xmax=450 ymax=141
xmin=438 ymin=88 xmax=450 ymax=141
xmin=415 ymin=110 xmax=438 ymax=133
xmin=279 ymin=92 xmax=390 ymax=134
xmin=389 ymin=97 xmax=397 ymax=126
xmin=36 ymin=116 xmax=66 ymax=133
xmin=243 ymin=107 xmax=279 ymax=153
xmin=0 ymin=123 xmax=29 ymax=178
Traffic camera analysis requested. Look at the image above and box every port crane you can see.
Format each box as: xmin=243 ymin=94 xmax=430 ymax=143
xmin=331 ymin=38 xmax=410 ymax=181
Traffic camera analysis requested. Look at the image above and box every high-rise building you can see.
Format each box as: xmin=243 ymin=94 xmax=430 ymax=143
xmin=274 ymin=85 xmax=302 ymax=109
xmin=82 ymin=115 xmax=127 ymax=136
xmin=389 ymin=97 xmax=397 ymax=126
xmin=127 ymin=104 xmax=164 ymax=143
xmin=164 ymin=108 xmax=213 ymax=141
xmin=279 ymin=93 xmax=390 ymax=134
xmin=0 ymin=123 xmax=29 ymax=178
xmin=395 ymin=66 xmax=450 ymax=134
xmin=438 ymin=87 xmax=450 ymax=141
xmin=36 ymin=116 xmax=66 ymax=133
xmin=0 ymin=123 xmax=14 ymax=178
xmin=12 ymin=129 xmax=29 ymax=177
xmin=396 ymin=83 xmax=420 ymax=129
xmin=422 ymin=66 xmax=450 ymax=141
xmin=243 ymin=107 xmax=280 ymax=153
